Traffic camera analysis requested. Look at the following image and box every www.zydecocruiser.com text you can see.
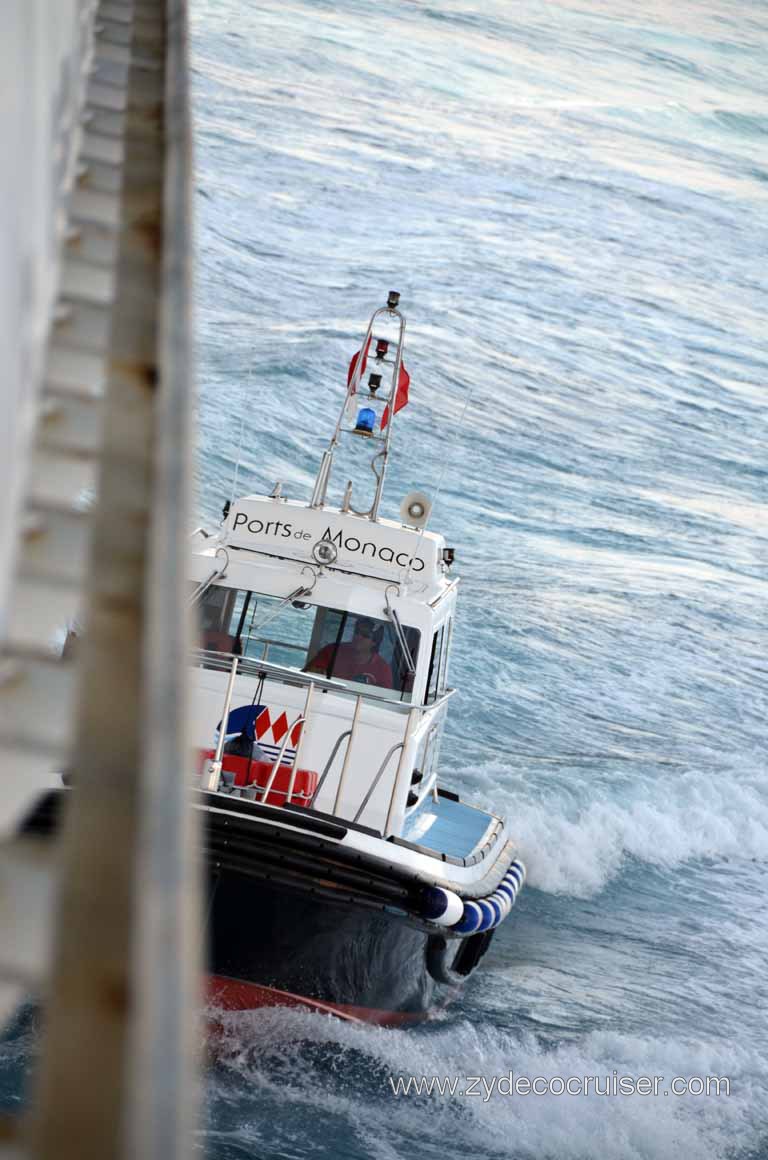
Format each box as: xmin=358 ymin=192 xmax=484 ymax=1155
xmin=388 ymin=1073 xmax=731 ymax=1101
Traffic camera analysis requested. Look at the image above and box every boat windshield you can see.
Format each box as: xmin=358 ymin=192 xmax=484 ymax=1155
xmin=198 ymin=584 xmax=420 ymax=702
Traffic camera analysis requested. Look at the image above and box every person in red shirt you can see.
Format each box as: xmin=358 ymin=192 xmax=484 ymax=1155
xmin=306 ymin=617 xmax=393 ymax=689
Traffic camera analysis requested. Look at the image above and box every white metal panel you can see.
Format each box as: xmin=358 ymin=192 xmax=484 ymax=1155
xmin=0 ymin=837 xmax=56 ymax=988
xmin=0 ymin=0 xmax=97 ymax=633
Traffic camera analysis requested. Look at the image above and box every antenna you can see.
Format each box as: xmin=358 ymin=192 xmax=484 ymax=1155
xmin=401 ymin=384 xmax=475 ymax=591
xmin=229 ymin=353 xmax=258 ymax=506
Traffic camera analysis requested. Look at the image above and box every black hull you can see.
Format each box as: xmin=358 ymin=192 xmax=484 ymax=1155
xmin=19 ymin=789 xmax=504 ymax=1026
xmin=204 ymin=798 xmax=496 ymax=1023
xmin=210 ymin=872 xmax=441 ymax=1019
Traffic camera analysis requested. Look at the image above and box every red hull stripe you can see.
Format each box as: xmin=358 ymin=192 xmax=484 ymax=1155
xmin=207 ymin=974 xmax=428 ymax=1027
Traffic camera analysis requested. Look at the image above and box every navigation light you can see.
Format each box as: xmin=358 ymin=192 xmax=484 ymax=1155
xmin=312 ymin=540 xmax=338 ymax=566
xmin=354 ymin=407 xmax=376 ymax=435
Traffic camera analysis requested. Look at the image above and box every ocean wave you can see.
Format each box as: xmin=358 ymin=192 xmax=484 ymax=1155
xmin=489 ymin=766 xmax=768 ymax=897
xmin=208 ymin=1008 xmax=767 ymax=1160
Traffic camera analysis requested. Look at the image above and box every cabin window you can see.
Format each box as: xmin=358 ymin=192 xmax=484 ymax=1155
xmin=305 ymin=609 xmax=420 ymax=701
xmin=241 ymin=592 xmax=317 ymax=667
xmin=438 ymin=617 xmax=452 ymax=695
xmin=198 ymin=585 xmax=420 ymax=702
xmin=198 ymin=584 xmax=238 ymax=654
xmin=425 ymin=619 xmax=452 ymax=704
xmin=426 ymin=625 xmax=443 ymax=704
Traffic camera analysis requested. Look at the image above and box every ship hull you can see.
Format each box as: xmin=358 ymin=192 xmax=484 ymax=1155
xmin=202 ymin=793 xmax=500 ymax=1024
xmin=207 ymin=873 xmax=440 ymax=1024
xmin=19 ymin=787 xmax=511 ymax=1027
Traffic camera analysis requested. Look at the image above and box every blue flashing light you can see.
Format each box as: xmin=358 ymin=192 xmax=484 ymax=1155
xmin=354 ymin=406 xmax=376 ymax=434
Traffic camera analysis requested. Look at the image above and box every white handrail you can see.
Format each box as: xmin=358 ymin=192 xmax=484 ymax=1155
xmin=308 ymin=729 xmax=353 ymax=807
xmin=332 ymin=695 xmax=363 ymax=813
xmin=203 ymin=655 xmax=239 ymax=791
xmin=193 ymin=647 xmax=456 ymax=715
xmin=352 ymin=742 xmax=404 ymax=825
xmin=384 ymin=708 xmax=418 ymax=836
xmin=286 ymin=683 xmax=313 ymax=803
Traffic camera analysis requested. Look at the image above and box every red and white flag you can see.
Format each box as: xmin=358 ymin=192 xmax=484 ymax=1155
xmin=381 ymin=363 xmax=410 ymax=428
xmin=346 ymin=339 xmax=411 ymax=428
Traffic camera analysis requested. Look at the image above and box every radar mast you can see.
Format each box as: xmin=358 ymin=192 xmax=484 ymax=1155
xmin=310 ymin=291 xmax=407 ymax=521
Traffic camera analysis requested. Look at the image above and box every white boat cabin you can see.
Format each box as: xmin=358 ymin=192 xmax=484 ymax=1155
xmin=191 ymin=295 xmax=460 ymax=838
xmin=190 ymin=501 xmax=457 ymax=836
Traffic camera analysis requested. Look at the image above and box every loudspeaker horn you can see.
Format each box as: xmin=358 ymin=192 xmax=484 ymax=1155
xmin=399 ymin=490 xmax=432 ymax=529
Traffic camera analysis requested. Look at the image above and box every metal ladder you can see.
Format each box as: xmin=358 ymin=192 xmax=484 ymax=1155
xmin=309 ymin=292 xmax=407 ymax=520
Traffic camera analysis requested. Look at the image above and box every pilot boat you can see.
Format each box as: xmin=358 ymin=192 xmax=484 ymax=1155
xmin=191 ymin=293 xmax=526 ymax=1025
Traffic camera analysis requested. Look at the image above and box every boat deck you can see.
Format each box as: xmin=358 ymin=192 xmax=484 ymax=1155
xmin=402 ymin=792 xmax=499 ymax=861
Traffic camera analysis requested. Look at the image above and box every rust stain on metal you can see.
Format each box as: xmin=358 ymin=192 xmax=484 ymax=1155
xmin=134 ymin=216 xmax=163 ymax=258
xmin=99 ymin=974 xmax=131 ymax=1017
xmin=133 ymin=101 xmax=164 ymax=130
xmin=101 ymin=592 xmax=142 ymax=616
xmin=111 ymin=359 xmax=159 ymax=390
xmin=143 ymin=362 xmax=159 ymax=389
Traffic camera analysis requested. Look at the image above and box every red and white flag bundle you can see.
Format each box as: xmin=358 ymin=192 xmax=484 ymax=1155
xmin=346 ymin=338 xmax=410 ymax=429
xmin=380 ymin=363 xmax=409 ymax=429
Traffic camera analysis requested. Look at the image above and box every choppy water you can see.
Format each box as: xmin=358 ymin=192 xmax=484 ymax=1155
xmin=4 ymin=1 xmax=767 ymax=1156
xmin=195 ymin=0 xmax=768 ymax=1156
xmin=189 ymin=3 xmax=768 ymax=1156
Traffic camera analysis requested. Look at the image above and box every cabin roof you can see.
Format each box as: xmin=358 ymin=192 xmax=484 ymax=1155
xmin=208 ymin=493 xmax=454 ymax=602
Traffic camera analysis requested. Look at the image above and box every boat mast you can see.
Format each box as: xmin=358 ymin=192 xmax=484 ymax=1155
xmin=310 ymin=291 xmax=406 ymax=521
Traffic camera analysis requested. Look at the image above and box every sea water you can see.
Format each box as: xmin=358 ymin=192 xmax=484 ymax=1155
xmin=190 ymin=3 xmax=768 ymax=1156
xmin=3 ymin=1 xmax=766 ymax=1157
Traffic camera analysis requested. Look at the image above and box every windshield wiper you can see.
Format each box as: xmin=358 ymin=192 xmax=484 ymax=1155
xmin=385 ymin=590 xmax=416 ymax=675
xmin=239 ymin=584 xmax=313 ymax=647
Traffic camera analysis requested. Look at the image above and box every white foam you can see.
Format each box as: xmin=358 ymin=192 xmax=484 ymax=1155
xmin=470 ymin=763 xmax=768 ymax=897
xmin=209 ymin=1008 xmax=765 ymax=1160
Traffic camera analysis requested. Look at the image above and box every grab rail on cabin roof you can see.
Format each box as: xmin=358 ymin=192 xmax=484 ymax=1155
xmin=188 ymin=548 xmax=228 ymax=604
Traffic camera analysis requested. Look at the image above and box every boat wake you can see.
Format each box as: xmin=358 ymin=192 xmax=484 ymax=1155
xmin=206 ymin=1006 xmax=765 ymax=1160
xmin=466 ymin=761 xmax=768 ymax=897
